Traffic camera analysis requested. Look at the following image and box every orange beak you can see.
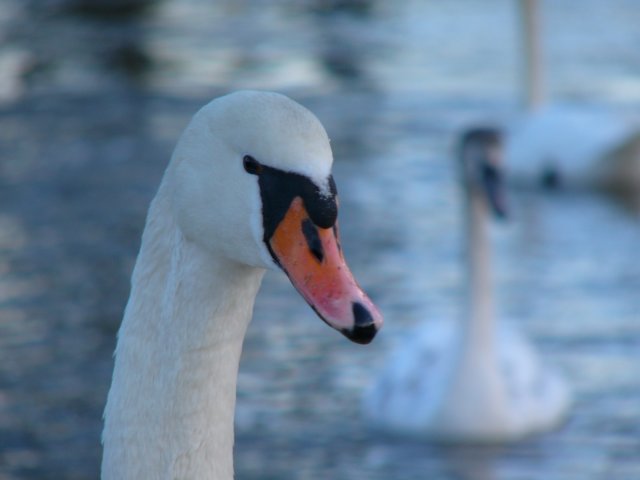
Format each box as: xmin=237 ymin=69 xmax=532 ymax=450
xmin=267 ymin=197 xmax=383 ymax=344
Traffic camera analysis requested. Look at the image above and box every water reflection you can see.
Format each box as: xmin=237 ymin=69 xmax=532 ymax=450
xmin=59 ymin=0 xmax=156 ymax=18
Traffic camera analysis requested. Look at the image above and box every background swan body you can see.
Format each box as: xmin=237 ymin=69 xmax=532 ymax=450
xmin=366 ymin=321 xmax=568 ymax=440
xmin=101 ymin=91 xmax=382 ymax=479
xmin=506 ymin=104 xmax=640 ymax=191
xmin=507 ymin=0 xmax=640 ymax=195
xmin=364 ymin=128 xmax=570 ymax=441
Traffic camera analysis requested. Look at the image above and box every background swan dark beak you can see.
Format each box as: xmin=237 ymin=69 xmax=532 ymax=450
xmin=481 ymin=162 xmax=508 ymax=219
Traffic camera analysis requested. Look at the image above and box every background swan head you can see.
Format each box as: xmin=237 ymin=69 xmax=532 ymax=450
xmin=166 ymin=90 xmax=382 ymax=343
xmin=459 ymin=127 xmax=508 ymax=218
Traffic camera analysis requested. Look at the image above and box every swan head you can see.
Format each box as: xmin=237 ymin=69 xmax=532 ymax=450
xmin=168 ymin=90 xmax=382 ymax=344
xmin=459 ymin=127 xmax=508 ymax=218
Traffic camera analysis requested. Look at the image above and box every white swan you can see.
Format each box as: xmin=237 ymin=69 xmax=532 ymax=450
xmin=101 ymin=91 xmax=383 ymax=479
xmin=506 ymin=0 xmax=640 ymax=195
xmin=364 ymin=128 xmax=569 ymax=441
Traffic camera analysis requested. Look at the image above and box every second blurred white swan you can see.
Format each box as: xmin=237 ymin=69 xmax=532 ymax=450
xmin=364 ymin=128 xmax=570 ymax=441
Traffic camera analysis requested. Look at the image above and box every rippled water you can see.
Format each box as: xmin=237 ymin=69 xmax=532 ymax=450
xmin=0 ymin=1 xmax=639 ymax=478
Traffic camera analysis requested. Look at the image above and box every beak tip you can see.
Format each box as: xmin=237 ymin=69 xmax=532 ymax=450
xmin=342 ymin=323 xmax=379 ymax=345
xmin=342 ymin=301 xmax=382 ymax=344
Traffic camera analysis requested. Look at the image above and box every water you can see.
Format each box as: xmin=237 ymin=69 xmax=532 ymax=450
xmin=0 ymin=1 xmax=639 ymax=478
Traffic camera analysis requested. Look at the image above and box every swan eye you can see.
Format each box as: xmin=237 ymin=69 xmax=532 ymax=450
xmin=243 ymin=155 xmax=263 ymax=175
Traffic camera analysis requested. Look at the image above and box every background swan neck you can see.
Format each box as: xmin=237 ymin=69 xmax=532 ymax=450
xmin=463 ymin=188 xmax=495 ymax=350
xmin=102 ymin=181 xmax=265 ymax=479
xmin=519 ymin=0 xmax=545 ymax=110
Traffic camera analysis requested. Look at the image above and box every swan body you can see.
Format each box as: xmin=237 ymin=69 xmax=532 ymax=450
xmin=364 ymin=128 xmax=570 ymax=441
xmin=365 ymin=321 xmax=569 ymax=440
xmin=101 ymin=91 xmax=382 ymax=479
xmin=507 ymin=0 xmax=640 ymax=194
xmin=506 ymin=104 xmax=640 ymax=190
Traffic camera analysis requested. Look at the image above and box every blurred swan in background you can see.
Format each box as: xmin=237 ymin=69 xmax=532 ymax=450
xmin=101 ymin=91 xmax=383 ymax=479
xmin=506 ymin=0 xmax=640 ymax=199
xmin=507 ymin=105 xmax=640 ymax=193
xmin=364 ymin=128 xmax=570 ymax=441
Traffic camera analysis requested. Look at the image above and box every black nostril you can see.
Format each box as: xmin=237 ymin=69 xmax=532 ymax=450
xmin=302 ymin=219 xmax=324 ymax=263
xmin=352 ymin=302 xmax=373 ymax=327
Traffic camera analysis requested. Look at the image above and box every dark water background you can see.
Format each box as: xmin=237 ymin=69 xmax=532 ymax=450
xmin=0 ymin=0 xmax=639 ymax=478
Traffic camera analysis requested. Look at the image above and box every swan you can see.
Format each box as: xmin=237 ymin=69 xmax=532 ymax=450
xmin=101 ymin=90 xmax=383 ymax=479
xmin=506 ymin=0 xmax=640 ymax=196
xmin=364 ymin=127 xmax=569 ymax=441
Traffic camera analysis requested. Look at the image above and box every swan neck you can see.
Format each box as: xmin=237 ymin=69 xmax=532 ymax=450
xmin=102 ymin=182 xmax=265 ymax=479
xmin=519 ymin=0 xmax=545 ymax=110
xmin=463 ymin=188 xmax=494 ymax=349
